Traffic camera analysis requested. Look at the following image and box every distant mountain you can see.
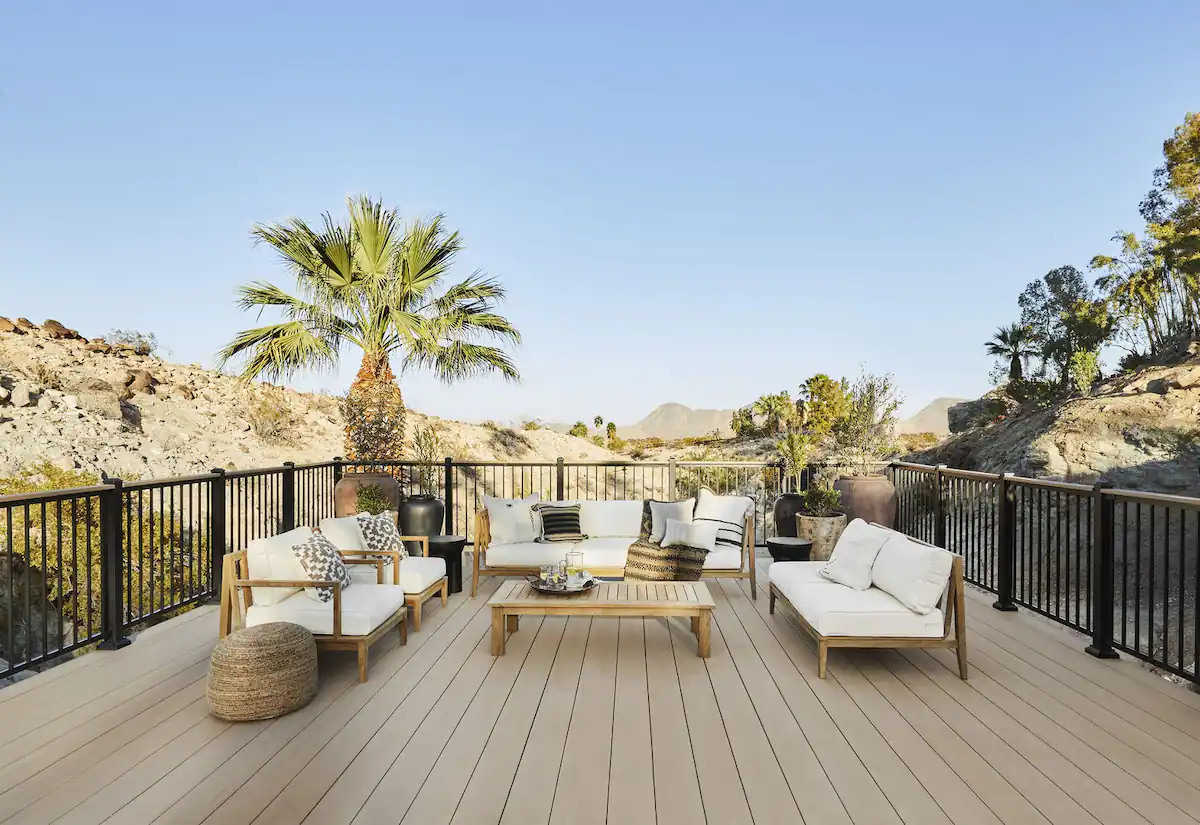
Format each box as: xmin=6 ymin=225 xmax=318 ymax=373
xmin=896 ymin=397 xmax=967 ymax=435
xmin=619 ymin=403 xmax=735 ymax=440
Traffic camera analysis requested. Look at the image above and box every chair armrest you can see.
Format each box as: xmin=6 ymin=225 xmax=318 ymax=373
xmin=397 ymin=535 xmax=429 ymax=557
xmin=232 ymin=579 xmax=345 ymax=637
xmin=743 ymin=511 xmax=754 ymax=567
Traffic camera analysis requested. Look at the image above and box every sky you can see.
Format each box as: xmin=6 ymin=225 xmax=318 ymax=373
xmin=2 ymin=1 xmax=1198 ymax=426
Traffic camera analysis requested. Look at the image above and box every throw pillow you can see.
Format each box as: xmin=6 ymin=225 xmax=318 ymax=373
xmin=319 ymin=515 xmax=369 ymax=553
xmin=661 ymin=518 xmax=719 ymax=553
xmin=483 ymin=493 xmax=541 ymax=544
xmin=534 ymin=503 xmax=587 ymax=542
xmin=693 ymin=487 xmax=752 ymax=552
xmin=871 ymin=533 xmax=954 ymax=614
xmin=291 ymin=531 xmax=353 ymax=603
xmin=355 ymin=512 xmax=408 ymax=561
xmin=648 ymin=499 xmax=695 ymax=544
xmin=820 ymin=518 xmax=888 ymax=591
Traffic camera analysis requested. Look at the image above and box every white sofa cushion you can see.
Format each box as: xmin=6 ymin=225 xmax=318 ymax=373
xmin=246 ymin=583 xmax=407 ymax=637
xmin=820 ymin=519 xmax=888 ymax=590
xmin=771 ymin=562 xmax=944 ymax=638
xmin=246 ymin=526 xmax=314 ymax=606
xmin=398 ymin=556 xmax=447 ymax=594
xmin=483 ymin=494 xmax=541 ymax=544
xmin=649 ymin=499 xmax=694 ymax=543
xmin=662 ymin=518 xmax=719 ymax=553
xmin=573 ymin=536 xmax=630 ymax=569
xmin=871 ymin=533 xmax=954 ymax=614
xmin=319 ymin=514 xmax=369 ymax=552
xmin=485 ymin=541 xmax=575 ymax=567
xmin=578 ymin=499 xmax=644 ymax=538
xmin=702 ymin=546 xmax=744 ymax=570
xmin=347 ymin=558 xmax=392 ymax=586
xmin=693 ymin=487 xmax=752 ymax=552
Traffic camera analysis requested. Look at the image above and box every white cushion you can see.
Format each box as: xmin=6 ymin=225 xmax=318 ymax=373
xmin=649 ymin=499 xmax=694 ymax=543
xmin=347 ymin=558 xmax=393 ymax=586
xmin=245 ymin=526 xmax=314 ymax=606
xmin=871 ymin=533 xmax=954 ymax=614
xmin=483 ymin=494 xmax=541 ymax=544
xmin=485 ymin=541 xmax=575 ymax=567
xmin=398 ymin=556 xmax=447 ymax=594
xmin=770 ymin=562 xmax=944 ymax=638
xmin=578 ymin=500 xmax=644 ymax=538
xmin=662 ymin=519 xmax=718 ymax=553
xmin=820 ymin=519 xmax=888 ymax=590
xmin=693 ymin=488 xmax=752 ymax=553
xmin=319 ymin=515 xmax=367 ymax=552
xmin=702 ymin=546 xmax=744 ymax=570
xmin=573 ymin=536 xmax=631 ymax=569
xmin=246 ymin=583 xmax=407 ymax=637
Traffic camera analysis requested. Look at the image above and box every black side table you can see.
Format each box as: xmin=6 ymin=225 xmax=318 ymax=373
xmin=766 ymin=536 xmax=813 ymax=563
xmin=426 ymin=535 xmax=466 ymax=594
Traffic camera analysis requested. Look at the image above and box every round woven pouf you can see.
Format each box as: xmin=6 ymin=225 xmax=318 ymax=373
xmin=207 ymin=622 xmax=318 ymax=721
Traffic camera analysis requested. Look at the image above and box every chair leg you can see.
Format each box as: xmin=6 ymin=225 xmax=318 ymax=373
xmin=412 ymin=600 xmax=422 ymax=632
xmin=357 ymin=643 xmax=368 ymax=683
xmin=818 ymin=640 xmax=828 ymax=679
xmin=956 ymin=636 xmax=969 ymax=680
xmin=471 ymin=551 xmax=480 ymax=598
xmin=441 ymin=579 xmax=449 ymax=607
xmin=400 ymin=614 xmax=408 ymax=645
xmin=749 ymin=563 xmax=757 ymax=601
xmin=769 ymin=588 xmax=776 ymax=614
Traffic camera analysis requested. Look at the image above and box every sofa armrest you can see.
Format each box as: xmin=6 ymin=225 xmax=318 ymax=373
xmin=231 ymin=579 xmax=345 ymax=637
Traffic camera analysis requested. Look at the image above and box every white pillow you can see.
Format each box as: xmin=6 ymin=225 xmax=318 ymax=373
xmin=483 ymin=494 xmax=541 ymax=544
xmin=693 ymin=487 xmax=752 ymax=551
xmin=661 ymin=518 xmax=719 ymax=553
xmin=820 ymin=519 xmax=889 ymax=591
xmin=245 ymin=526 xmax=314 ymax=606
xmin=318 ymin=515 xmax=368 ymax=552
xmin=579 ymin=499 xmax=645 ymax=537
xmin=871 ymin=533 xmax=954 ymax=614
xmin=649 ymin=499 xmax=695 ymax=543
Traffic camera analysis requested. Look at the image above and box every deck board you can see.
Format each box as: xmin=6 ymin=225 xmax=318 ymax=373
xmin=0 ymin=567 xmax=1197 ymax=825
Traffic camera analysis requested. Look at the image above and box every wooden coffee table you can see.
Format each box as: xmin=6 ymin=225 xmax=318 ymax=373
xmin=487 ymin=580 xmax=716 ymax=657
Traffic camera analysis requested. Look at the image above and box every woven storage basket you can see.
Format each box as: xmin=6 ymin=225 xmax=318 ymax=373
xmin=207 ymin=622 xmax=318 ymax=721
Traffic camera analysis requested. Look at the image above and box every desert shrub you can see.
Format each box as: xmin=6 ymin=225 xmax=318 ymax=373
xmin=356 ymin=484 xmax=391 ymax=515
xmin=608 ymin=435 xmax=626 ymax=451
xmin=1117 ymin=350 xmax=1153 ymax=374
xmin=108 ymin=329 xmax=162 ymax=356
xmin=591 ymin=435 xmax=605 ymax=447
xmin=245 ymin=389 xmax=299 ymax=444
xmin=678 ymin=432 xmax=723 ymax=447
xmin=898 ymin=432 xmax=941 ymax=452
xmin=628 ymin=446 xmax=649 ymax=460
xmin=730 ymin=406 xmax=758 ymax=437
xmin=1068 ymin=350 xmax=1100 ymax=396
xmin=1004 ymin=377 xmax=1058 ymax=408
xmin=521 ymin=419 xmax=542 ymax=431
xmin=800 ymin=481 xmax=842 ymax=517
xmin=489 ymin=425 xmax=533 ymax=456
xmin=32 ymin=364 xmax=64 ymax=391
xmin=567 ymin=421 xmax=588 ymax=438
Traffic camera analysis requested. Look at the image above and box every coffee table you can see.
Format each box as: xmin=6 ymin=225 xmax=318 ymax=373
xmin=487 ymin=579 xmax=716 ymax=657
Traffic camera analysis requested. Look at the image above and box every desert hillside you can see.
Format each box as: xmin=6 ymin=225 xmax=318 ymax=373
xmin=896 ymin=397 xmax=966 ymax=435
xmin=0 ymin=318 xmax=620 ymax=479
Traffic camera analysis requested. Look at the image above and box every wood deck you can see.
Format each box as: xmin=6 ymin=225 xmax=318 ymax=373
xmin=3 ymin=557 xmax=1200 ymax=825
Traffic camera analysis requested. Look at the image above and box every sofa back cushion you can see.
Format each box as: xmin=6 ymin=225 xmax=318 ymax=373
xmin=319 ymin=515 xmax=367 ymax=552
xmin=819 ymin=519 xmax=889 ymax=591
xmin=483 ymin=494 xmax=541 ymax=545
xmin=535 ymin=503 xmax=587 ymax=542
xmin=693 ymin=487 xmax=752 ymax=552
xmin=871 ymin=532 xmax=954 ymax=614
xmin=246 ymin=526 xmax=314 ymax=606
xmin=648 ymin=499 xmax=695 ymax=543
xmin=662 ymin=518 xmax=719 ymax=553
xmin=579 ymin=499 xmax=645 ymax=538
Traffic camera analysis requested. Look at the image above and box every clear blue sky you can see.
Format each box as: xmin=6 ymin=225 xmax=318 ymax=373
xmin=2 ymin=1 xmax=1197 ymax=425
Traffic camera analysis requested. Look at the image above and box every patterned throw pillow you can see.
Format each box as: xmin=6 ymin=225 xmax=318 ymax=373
xmin=355 ymin=512 xmax=409 ymax=561
xmin=534 ymin=503 xmax=587 ymax=542
xmin=693 ymin=487 xmax=752 ymax=552
xmin=291 ymin=532 xmax=353 ymax=603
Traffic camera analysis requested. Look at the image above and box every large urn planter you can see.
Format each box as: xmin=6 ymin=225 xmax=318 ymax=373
xmin=333 ymin=472 xmax=402 ymax=518
xmin=398 ymin=494 xmax=445 ymax=556
xmin=771 ymin=493 xmax=803 ymax=538
xmin=796 ymin=512 xmax=847 ymax=561
xmin=833 ymin=475 xmax=897 ymax=528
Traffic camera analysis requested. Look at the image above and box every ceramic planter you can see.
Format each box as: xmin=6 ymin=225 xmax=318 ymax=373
xmin=796 ymin=512 xmax=847 ymax=561
xmin=833 ymin=474 xmax=897 ymax=528
xmin=398 ymin=494 xmax=445 ymax=555
xmin=333 ymin=472 xmax=402 ymax=518
xmin=772 ymin=492 xmax=804 ymax=538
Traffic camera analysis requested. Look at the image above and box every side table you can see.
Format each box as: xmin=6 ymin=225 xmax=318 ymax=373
xmin=426 ymin=535 xmax=466 ymax=594
xmin=766 ymin=536 xmax=813 ymax=563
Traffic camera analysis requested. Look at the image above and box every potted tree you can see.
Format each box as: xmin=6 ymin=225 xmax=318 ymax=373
xmin=772 ymin=428 xmax=812 ymax=537
xmin=399 ymin=421 xmax=445 ymax=554
xmin=796 ymin=481 xmax=846 ymax=561
xmin=830 ymin=371 xmax=901 ymax=527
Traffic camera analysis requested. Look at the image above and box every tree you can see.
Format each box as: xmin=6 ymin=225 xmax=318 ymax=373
xmin=730 ymin=406 xmax=756 ymax=437
xmin=752 ymin=392 xmax=794 ymax=435
xmin=568 ymin=421 xmax=588 ymax=438
xmin=605 ymin=421 xmax=617 ymax=441
xmin=984 ymin=323 xmax=1038 ymax=382
xmin=593 ymin=415 xmax=604 ymax=430
xmin=218 ymin=196 xmax=520 ymax=460
xmin=1018 ymin=266 xmax=1113 ymax=383
xmin=776 ymin=429 xmax=813 ymax=492
xmin=831 ymin=371 xmax=902 ymax=468
xmin=797 ymin=374 xmax=850 ymax=439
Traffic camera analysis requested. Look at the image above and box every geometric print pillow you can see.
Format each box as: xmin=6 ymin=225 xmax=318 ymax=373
xmin=291 ymin=531 xmax=353 ymax=603
xmin=355 ymin=511 xmax=408 ymax=561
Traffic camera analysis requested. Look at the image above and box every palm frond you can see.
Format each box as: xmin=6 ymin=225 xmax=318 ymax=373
xmin=216 ymin=321 xmax=339 ymax=382
xmin=403 ymin=339 xmax=520 ymax=383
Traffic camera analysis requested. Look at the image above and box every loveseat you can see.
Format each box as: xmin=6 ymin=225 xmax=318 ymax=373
xmin=768 ymin=520 xmax=966 ymax=679
xmin=471 ymin=493 xmax=757 ymax=598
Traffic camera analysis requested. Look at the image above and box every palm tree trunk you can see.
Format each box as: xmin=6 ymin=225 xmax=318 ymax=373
xmin=344 ymin=350 xmax=407 ymax=460
xmin=1009 ymin=354 xmax=1022 ymax=382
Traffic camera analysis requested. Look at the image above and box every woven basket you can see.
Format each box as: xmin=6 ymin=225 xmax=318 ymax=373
xmin=207 ymin=622 xmax=318 ymax=721
xmin=623 ymin=539 xmax=706 ymax=582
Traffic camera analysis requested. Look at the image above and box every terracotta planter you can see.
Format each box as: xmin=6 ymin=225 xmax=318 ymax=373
xmin=797 ymin=512 xmax=847 ymax=561
xmin=333 ymin=472 xmax=402 ymax=518
xmin=833 ymin=474 xmax=897 ymax=528
xmin=772 ymin=493 xmax=803 ymax=538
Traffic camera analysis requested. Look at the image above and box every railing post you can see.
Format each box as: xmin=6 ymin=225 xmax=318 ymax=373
xmin=209 ymin=468 xmax=227 ymax=599
xmin=668 ymin=458 xmax=677 ymax=501
xmin=555 ymin=457 xmax=565 ymax=501
xmin=332 ymin=456 xmax=344 ymax=487
xmin=97 ymin=478 xmax=130 ymax=650
xmin=281 ymin=461 xmax=296 ymax=532
xmin=1086 ymin=481 xmax=1119 ymax=659
xmin=992 ymin=472 xmax=1018 ymax=612
xmin=933 ymin=464 xmax=947 ymax=548
xmin=443 ymin=457 xmax=454 ymax=534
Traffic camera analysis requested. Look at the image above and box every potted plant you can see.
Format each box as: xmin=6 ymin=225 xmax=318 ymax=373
xmin=796 ymin=481 xmax=846 ymax=561
xmin=398 ymin=422 xmax=445 ymax=553
xmin=830 ymin=371 xmax=901 ymax=527
xmin=772 ymin=429 xmax=812 ymax=537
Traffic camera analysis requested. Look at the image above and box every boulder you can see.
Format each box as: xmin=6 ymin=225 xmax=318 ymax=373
xmin=41 ymin=319 xmax=81 ymax=340
xmin=947 ymin=391 xmax=1015 ymax=433
xmin=123 ymin=369 xmax=158 ymax=394
xmin=0 ymin=387 xmax=9 ymax=405
xmin=0 ymin=317 xmax=19 ymax=334
xmin=36 ymin=395 xmax=54 ymax=410
xmin=14 ymin=318 xmax=37 ymax=332
xmin=10 ymin=384 xmax=33 ymax=408
xmin=77 ymin=378 xmax=123 ymax=419
xmin=85 ymin=340 xmax=114 ymax=354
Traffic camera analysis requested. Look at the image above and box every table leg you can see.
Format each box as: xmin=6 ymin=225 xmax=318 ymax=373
xmin=491 ymin=607 xmax=506 ymax=656
xmin=506 ymin=614 xmax=519 ymax=633
xmin=691 ymin=615 xmax=700 ymax=635
xmin=696 ymin=611 xmax=711 ymax=658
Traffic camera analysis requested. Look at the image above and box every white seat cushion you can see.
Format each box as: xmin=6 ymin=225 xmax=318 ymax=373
xmin=318 ymin=515 xmax=367 ymax=552
xmin=871 ymin=533 xmax=953 ymax=614
xmin=703 ymin=546 xmax=744 ymax=570
xmin=573 ymin=536 xmax=631 ymax=569
xmin=245 ymin=583 xmax=407 ymax=636
xmin=347 ymin=558 xmax=392 ymax=586
xmin=820 ymin=519 xmax=889 ymax=590
xmin=246 ymin=526 xmax=314 ymax=606
xmin=770 ymin=562 xmax=944 ymax=638
xmin=578 ymin=500 xmax=644 ymax=538
xmin=485 ymin=541 xmax=576 ymax=567
xmin=399 ymin=556 xmax=446 ymax=594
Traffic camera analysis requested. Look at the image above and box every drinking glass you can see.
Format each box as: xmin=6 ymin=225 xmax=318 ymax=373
xmin=565 ymin=550 xmax=584 ymax=585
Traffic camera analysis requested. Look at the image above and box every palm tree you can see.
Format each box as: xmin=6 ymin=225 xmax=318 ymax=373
xmin=752 ymin=392 xmax=794 ymax=435
xmin=218 ymin=196 xmax=520 ymax=459
xmin=593 ymin=415 xmax=604 ymax=430
xmin=985 ymin=324 xmax=1038 ymax=382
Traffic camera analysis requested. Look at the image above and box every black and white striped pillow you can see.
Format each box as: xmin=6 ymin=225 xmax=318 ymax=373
xmin=692 ymin=487 xmax=752 ymax=551
xmin=534 ymin=503 xmax=587 ymax=543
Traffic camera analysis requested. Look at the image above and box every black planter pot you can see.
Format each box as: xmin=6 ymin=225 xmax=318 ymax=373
xmin=398 ymin=495 xmax=445 ymax=556
xmin=772 ymin=492 xmax=803 ymax=538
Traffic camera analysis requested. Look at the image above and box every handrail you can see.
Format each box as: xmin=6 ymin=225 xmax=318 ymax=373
xmin=0 ymin=484 xmax=112 ymax=505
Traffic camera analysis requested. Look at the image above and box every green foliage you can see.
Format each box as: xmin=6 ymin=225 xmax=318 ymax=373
xmin=567 ymin=422 xmax=589 ymax=438
xmin=1004 ymin=377 xmax=1058 ymax=408
xmin=800 ymin=481 xmax=842 ymax=517
xmin=730 ymin=406 xmax=758 ymax=437
xmin=1068 ymin=350 xmax=1100 ymax=396
xmin=521 ymin=419 xmax=542 ymax=431
xmin=411 ymin=422 xmax=444 ymax=492
xmin=356 ymin=484 xmax=391 ymax=515
xmin=593 ymin=415 xmax=604 ymax=430
xmin=831 ymin=371 xmax=902 ymax=466
xmin=245 ymin=388 xmax=298 ymax=444
xmin=985 ymin=324 xmax=1038 ymax=382
xmin=752 ymin=391 xmax=794 ymax=435
xmin=591 ymin=435 xmax=605 ymax=447
xmin=898 ymin=432 xmax=940 ymax=452
xmin=341 ymin=379 xmax=406 ymax=461
xmin=628 ymin=446 xmax=649 ymax=460
xmin=608 ymin=435 xmax=627 ymax=451
xmin=797 ymin=374 xmax=850 ymax=439
xmin=1117 ymin=350 xmax=1153 ymax=374
xmin=605 ymin=421 xmax=617 ymax=439
xmin=776 ymin=429 xmax=813 ymax=492
xmin=1018 ymin=265 xmax=1114 ymax=382
xmin=108 ymin=329 xmax=162 ymax=356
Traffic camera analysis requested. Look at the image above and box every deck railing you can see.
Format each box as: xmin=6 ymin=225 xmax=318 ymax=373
xmin=1 ymin=457 xmax=1197 ymax=684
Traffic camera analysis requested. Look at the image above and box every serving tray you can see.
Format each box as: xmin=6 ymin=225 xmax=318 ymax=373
xmin=524 ymin=574 xmax=600 ymax=595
